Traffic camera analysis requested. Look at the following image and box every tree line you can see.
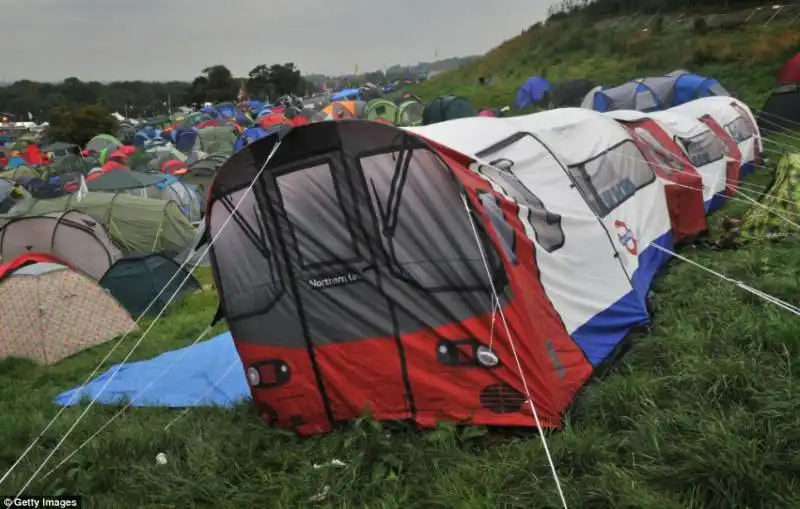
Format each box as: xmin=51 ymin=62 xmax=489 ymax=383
xmin=0 ymin=63 xmax=316 ymax=125
xmin=546 ymin=0 xmax=768 ymax=20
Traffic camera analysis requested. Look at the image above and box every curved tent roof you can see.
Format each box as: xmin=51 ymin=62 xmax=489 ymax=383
xmin=86 ymin=134 xmax=122 ymax=154
xmin=0 ymin=260 xmax=135 ymax=365
xmin=0 ymin=210 xmax=122 ymax=280
xmin=422 ymin=96 xmax=477 ymax=125
xmin=584 ymin=70 xmax=729 ymax=113
xmin=183 ymin=153 xmax=230 ymax=188
xmin=365 ymin=99 xmax=399 ymax=123
xmin=396 ymin=101 xmax=425 ymax=127
xmin=86 ymin=168 xmax=168 ymax=191
xmin=193 ymin=126 xmax=237 ymax=155
xmin=0 ymin=192 xmax=196 ymax=256
xmin=514 ymin=76 xmax=552 ymax=109
xmin=100 ymin=252 xmax=200 ymax=319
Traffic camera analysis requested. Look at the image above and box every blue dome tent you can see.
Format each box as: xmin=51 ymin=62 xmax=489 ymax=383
xmin=514 ymin=76 xmax=552 ymax=109
xmin=584 ymin=70 xmax=729 ymax=113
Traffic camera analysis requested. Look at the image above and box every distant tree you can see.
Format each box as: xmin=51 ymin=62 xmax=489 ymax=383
xmin=47 ymin=103 xmax=119 ymax=146
xmin=186 ymin=75 xmax=209 ymax=105
xmin=246 ymin=64 xmax=271 ymax=100
xmin=0 ymin=78 xmax=187 ymax=120
xmin=267 ymin=63 xmax=303 ymax=97
xmin=202 ymin=65 xmax=238 ymax=103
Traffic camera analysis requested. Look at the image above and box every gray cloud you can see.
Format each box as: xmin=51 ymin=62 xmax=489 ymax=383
xmin=0 ymin=0 xmax=552 ymax=82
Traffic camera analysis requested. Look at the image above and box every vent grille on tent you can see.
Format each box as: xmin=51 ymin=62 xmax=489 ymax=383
xmin=479 ymin=383 xmax=526 ymax=414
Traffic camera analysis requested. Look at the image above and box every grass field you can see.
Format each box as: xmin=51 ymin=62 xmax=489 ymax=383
xmin=3 ymin=8 xmax=800 ymax=509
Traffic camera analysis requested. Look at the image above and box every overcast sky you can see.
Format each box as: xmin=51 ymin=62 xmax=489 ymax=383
xmin=0 ymin=0 xmax=552 ymax=82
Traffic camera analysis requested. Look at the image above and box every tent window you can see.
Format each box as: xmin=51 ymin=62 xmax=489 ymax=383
xmin=730 ymin=103 xmax=758 ymax=139
xmin=361 ymin=148 xmax=501 ymax=292
xmin=276 ymin=163 xmax=358 ymax=268
xmin=725 ymin=116 xmax=753 ymax=143
xmin=632 ymin=127 xmax=685 ymax=175
xmin=476 ymin=164 xmax=565 ymax=253
xmin=211 ymin=189 xmax=283 ymax=321
xmin=478 ymin=192 xmax=517 ymax=264
xmin=567 ymin=141 xmax=656 ymax=217
xmin=677 ymin=132 xmax=725 ymax=167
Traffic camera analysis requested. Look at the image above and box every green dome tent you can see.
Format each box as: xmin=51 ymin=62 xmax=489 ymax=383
xmin=100 ymin=252 xmax=200 ymax=319
xmin=0 ymin=165 xmax=39 ymax=181
xmin=365 ymin=99 xmax=399 ymax=124
xmin=396 ymin=100 xmax=425 ymax=127
xmin=0 ymin=192 xmax=196 ymax=256
xmin=422 ymin=95 xmax=477 ymax=125
xmin=86 ymin=134 xmax=122 ymax=156
xmin=193 ymin=126 xmax=237 ymax=155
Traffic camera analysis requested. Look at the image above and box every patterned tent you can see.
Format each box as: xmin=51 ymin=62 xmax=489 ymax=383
xmin=0 ymin=258 xmax=135 ymax=365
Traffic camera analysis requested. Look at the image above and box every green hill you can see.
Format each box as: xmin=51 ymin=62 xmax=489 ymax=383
xmin=414 ymin=6 xmax=799 ymax=108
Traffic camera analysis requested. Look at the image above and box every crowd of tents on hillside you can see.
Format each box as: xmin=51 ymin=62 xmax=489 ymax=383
xmin=0 ymin=53 xmax=798 ymax=438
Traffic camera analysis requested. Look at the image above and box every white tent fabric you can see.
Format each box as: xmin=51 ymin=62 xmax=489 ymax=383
xmin=669 ymin=96 xmax=761 ymax=167
xmin=647 ymin=110 xmax=728 ymax=206
xmin=407 ymin=110 xmax=672 ymax=352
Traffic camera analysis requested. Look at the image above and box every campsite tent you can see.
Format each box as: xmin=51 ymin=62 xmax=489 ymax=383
xmin=670 ymin=97 xmax=761 ymax=177
xmin=646 ymin=110 xmax=733 ymax=211
xmin=183 ymin=153 xmax=230 ymax=189
xmin=514 ymin=76 xmax=552 ymax=109
xmin=551 ymin=79 xmax=596 ymax=108
xmin=205 ymin=119 xmax=670 ymax=436
xmin=777 ymin=53 xmax=800 ymax=85
xmin=422 ymin=96 xmax=477 ymax=125
xmin=86 ymin=134 xmax=122 ymax=155
xmin=584 ymin=70 xmax=729 ymax=112
xmin=193 ymin=126 xmax=237 ymax=155
xmin=757 ymin=84 xmax=800 ymax=134
xmin=322 ymin=101 xmax=365 ymax=120
xmin=605 ymin=110 xmax=708 ymax=243
xmin=87 ymin=168 xmax=167 ymax=193
xmin=0 ymin=211 xmax=122 ymax=280
xmin=0 ymin=192 xmax=196 ymax=256
xmin=100 ymin=252 xmax=200 ymax=318
xmin=0 ymin=255 xmax=135 ymax=365
xmin=364 ymin=99 xmax=399 ymax=124
xmin=396 ymin=101 xmax=425 ymax=127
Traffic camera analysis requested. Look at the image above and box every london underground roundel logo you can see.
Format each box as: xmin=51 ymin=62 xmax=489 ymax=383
xmin=614 ymin=220 xmax=638 ymax=255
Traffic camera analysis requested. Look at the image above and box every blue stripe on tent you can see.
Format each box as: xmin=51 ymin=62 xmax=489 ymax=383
xmin=570 ymin=231 xmax=672 ymax=365
xmin=740 ymin=161 xmax=755 ymax=178
xmin=706 ymin=193 xmax=727 ymax=212
xmin=54 ymin=331 xmax=249 ymax=408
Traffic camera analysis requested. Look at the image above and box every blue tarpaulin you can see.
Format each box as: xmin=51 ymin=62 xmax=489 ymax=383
xmin=54 ymin=331 xmax=249 ymax=408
